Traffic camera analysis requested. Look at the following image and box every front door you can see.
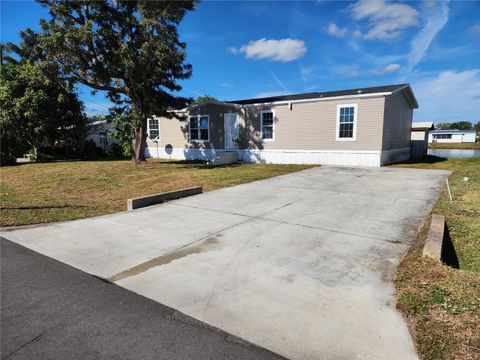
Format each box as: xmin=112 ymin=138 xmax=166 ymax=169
xmin=224 ymin=113 xmax=239 ymax=149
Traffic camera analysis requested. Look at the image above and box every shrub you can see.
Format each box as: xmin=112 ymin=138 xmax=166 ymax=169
xmin=35 ymin=153 xmax=55 ymax=163
xmin=1 ymin=152 xmax=17 ymax=166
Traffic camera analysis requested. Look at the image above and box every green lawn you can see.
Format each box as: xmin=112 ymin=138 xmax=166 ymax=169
xmin=0 ymin=159 xmax=314 ymax=226
xmin=392 ymin=156 xmax=480 ymax=360
xmin=429 ymin=142 xmax=480 ymax=150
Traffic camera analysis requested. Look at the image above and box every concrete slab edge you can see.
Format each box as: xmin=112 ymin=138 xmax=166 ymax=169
xmin=422 ymin=214 xmax=445 ymax=261
xmin=127 ymin=187 xmax=203 ymax=210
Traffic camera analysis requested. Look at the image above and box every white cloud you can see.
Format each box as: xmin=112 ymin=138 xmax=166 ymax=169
xmin=220 ymin=83 xmax=234 ymax=88
xmin=352 ymin=29 xmax=363 ymax=39
xmin=413 ymin=69 xmax=480 ymax=122
xmin=327 ymin=22 xmax=347 ymax=38
xmin=471 ymin=23 xmax=480 ymax=36
xmin=384 ymin=63 xmax=401 ymax=73
xmin=299 ymin=65 xmax=315 ymax=81
xmin=235 ymin=38 xmax=307 ymax=62
xmin=336 ymin=65 xmax=359 ymax=77
xmin=372 ymin=64 xmax=401 ymax=75
xmin=226 ymin=46 xmax=238 ymax=54
xmin=404 ymin=1 xmax=449 ymax=73
xmin=349 ymin=0 xmax=419 ymax=40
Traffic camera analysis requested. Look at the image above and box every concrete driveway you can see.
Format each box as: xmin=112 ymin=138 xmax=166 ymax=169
xmin=2 ymin=166 xmax=450 ymax=360
xmin=1 ymin=239 xmax=284 ymax=360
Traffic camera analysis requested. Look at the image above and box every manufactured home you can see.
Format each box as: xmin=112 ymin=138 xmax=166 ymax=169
xmin=428 ymin=129 xmax=477 ymax=144
xmin=146 ymin=84 xmax=418 ymax=167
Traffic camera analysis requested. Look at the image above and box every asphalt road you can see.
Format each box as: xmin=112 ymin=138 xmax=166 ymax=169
xmin=0 ymin=238 xmax=283 ymax=360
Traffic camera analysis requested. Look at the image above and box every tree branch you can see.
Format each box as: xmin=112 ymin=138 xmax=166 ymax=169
xmin=74 ymin=74 xmax=125 ymax=94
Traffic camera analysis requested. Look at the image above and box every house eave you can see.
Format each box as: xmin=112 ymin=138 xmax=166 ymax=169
xmin=390 ymin=84 xmax=419 ymax=109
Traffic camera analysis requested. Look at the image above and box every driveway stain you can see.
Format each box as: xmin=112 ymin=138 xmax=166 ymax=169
xmin=108 ymin=237 xmax=220 ymax=282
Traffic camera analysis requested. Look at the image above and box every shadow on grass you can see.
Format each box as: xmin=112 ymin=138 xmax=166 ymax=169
xmin=442 ymin=224 xmax=460 ymax=269
xmin=1 ymin=205 xmax=88 ymax=210
xmin=397 ymin=155 xmax=448 ymax=165
xmin=158 ymin=159 xmax=245 ymax=170
xmin=11 ymin=156 xmax=131 ymax=167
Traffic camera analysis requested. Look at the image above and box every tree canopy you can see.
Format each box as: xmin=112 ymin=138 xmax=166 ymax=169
xmin=37 ymin=0 xmax=196 ymax=162
xmin=193 ymin=95 xmax=218 ymax=104
xmin=1 ymin=31 xmax=85 ymax=162
xmin=435 ymin=121 xmax=474 ymax=130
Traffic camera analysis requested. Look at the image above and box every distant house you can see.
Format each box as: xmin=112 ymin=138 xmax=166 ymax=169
xmin=147 ymin=84 xmax=418 ymax=167
xmin=411 ymin=122 xmax=434 ymax=158
xmin=428 ymin=129 xmax=476 ymax=143
xmin=411 ymin=122 xmax=434 ymax=141
xmin=85 ymin=120 xmax=115 ymax=151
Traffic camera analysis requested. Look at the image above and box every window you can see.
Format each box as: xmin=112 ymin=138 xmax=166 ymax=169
xmin=261 ymin=110 xmax=274 ymax=140
xmin=99 ymin=132 xmax=108 ymax=147
xmin=336 ymin=104 xmax=357 ymax=141
xmin=148 ymin=118 xmax=159 ymax=140
xmin=189 ymin=115 xmax=209 ymax=141
xmin=433 ymin=134 xmax=452 ymax=139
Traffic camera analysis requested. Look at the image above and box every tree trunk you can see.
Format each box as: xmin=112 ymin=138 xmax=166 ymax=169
xmin=132 ymin=119 xmax=147 ymax=163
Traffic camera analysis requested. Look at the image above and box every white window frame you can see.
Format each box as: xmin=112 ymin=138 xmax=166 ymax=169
xmin=336 ymin=104 xmax=357 ymax=142
xmin=260 ymin=109 xmax=275 ymax=141
xmin=147 ymin=116 xmax=160 ymax=141
xmin=188 ymin=115 xmax=210 ymax=142
xmin=433 ymin=134 xmax=452 ymax=140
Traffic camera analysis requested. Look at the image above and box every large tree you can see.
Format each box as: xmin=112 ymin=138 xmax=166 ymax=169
xmin=1 ymin=30 xmax=85 ymax=159
xmin=0 ymin=60 xmax=85 ymax=158
xmin=37 ymin=0 xmax=195 ymax=163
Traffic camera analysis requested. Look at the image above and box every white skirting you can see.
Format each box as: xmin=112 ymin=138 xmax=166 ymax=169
xmin=145 ymin=146 xmax=217 ymax=161
xmin=240 ymin=149 xmax=381 ymax=167
xmin=145 ymin=146 xmax=390 ymax=167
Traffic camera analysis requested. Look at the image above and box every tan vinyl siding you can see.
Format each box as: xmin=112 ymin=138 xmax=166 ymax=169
xmin=382 ymin=92 xmax=413 ymax=150
xmin=241 ymin=97 xmax=385 ymax=151
xmin=146 ymin=116 xmax=188 ymax=149
xmin=149 ymin=96 xmax=390 ymax=153
xmin=147 ymin=104 xmax=236 ymax=151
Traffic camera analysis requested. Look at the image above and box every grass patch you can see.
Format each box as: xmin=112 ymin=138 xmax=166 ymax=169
xmin=393 ymin=157 xmax=480 ymax=359
xmin=429 ymin=142 xmax=480 ymax=150
xmin=0 ymin=159 xmax=314 ymax=226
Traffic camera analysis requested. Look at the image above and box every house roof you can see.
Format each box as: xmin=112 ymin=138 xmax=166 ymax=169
xmin=227 ymin=83 xmax=418 ymax=108
xmin=412 ymin=122 xmax=434 ymax=130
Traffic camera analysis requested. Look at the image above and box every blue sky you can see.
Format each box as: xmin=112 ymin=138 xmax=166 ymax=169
xmin=1 ymin=0 xmax=479 ymax=123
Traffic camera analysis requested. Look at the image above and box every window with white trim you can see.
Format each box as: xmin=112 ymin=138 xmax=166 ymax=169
xmin=147 ymin=118 xmax=159 ymax=140
xmin=433 ymin=134 xmax=452 ymax=139
xmin=261 ymin=110 xmax=274 ymax=140
xmin=189 ymin=115 xmax=209 ymax=141
xmin=336 ymin=104 xmax=357 ymax=141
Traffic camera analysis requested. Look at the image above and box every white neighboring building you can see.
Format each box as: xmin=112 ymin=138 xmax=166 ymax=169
xmin=85 ymin=120 xmax=116 ymax=150
xmin=428 ymin=129 xmax=477 ymax=143
xmin=411 ymin=122 xmax=434 ymax=141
